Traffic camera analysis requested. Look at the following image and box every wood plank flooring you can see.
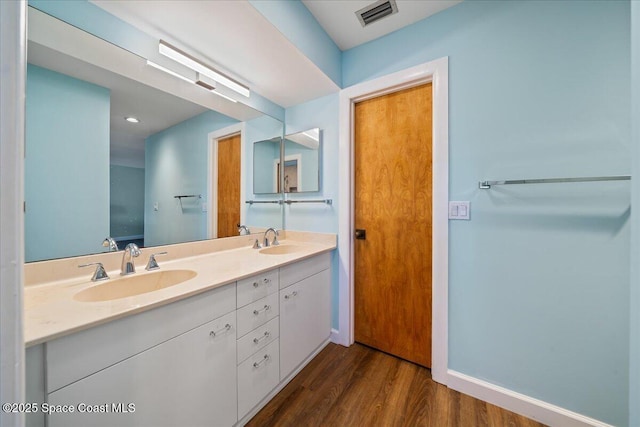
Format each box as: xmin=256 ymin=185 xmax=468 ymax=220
xmin=246 ymin=343 xmax=546 ymax=427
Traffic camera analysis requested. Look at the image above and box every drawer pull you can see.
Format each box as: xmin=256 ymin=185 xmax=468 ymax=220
xmin=253 ymin=305 xmax=271 ymax=315
xmin=253 ymin=278 xmax=271 ymax=288
xmin=284 ymin=291 xmax=298 ymax=300
xmin=253 ymin=331 xmax=271 ymax=344
xmin=209 ymin=324 xmax=231 ymax=337
xmin=253 ymin=354 xmax=270 ymax=368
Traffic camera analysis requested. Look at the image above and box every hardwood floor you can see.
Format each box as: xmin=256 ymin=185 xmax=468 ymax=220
xmin=246 ymin=343 xmax=546 ymax=427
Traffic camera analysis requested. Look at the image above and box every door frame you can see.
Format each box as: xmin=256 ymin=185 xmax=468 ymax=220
xmin=207 ymin=123 xmax=245 ymax=239
xmin=337 ymin=57 xmax=449 ymax=384
xmin=0 ymin=1 xmax=26 ymax=424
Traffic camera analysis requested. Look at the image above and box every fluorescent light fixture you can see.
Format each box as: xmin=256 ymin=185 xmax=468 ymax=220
xmin=146 ymin=60 xmax=194 ymax=83
xmin=195 ymin=73 xmax=238 ymax=103
xmin=159 ymin=40 xmax=250 ymax=98
xmin=125 ymin=116 xmax=140 ymax=123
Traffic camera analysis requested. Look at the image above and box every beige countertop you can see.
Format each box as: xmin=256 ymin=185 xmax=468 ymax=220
xmin=24 ymin=232 xmax=336 ymax=347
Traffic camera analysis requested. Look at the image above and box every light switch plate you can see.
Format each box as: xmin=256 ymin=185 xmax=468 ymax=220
xmin=449 ymin=201 xmax=470 ymax=220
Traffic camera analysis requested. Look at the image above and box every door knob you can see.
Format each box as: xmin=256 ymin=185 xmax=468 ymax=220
xmin=355 ymin=229 xmax=366 ymax=240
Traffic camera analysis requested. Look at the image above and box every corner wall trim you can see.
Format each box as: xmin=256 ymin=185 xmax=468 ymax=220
xmin=447 ymin=370 xmax=614 ymax=427
xmin=330 ymin=328 xmax=341 ymax=345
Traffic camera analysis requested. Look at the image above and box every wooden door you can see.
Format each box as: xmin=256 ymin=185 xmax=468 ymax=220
xmin=217 ymin=134 xmax=241 ymax=238
xmin=354 ymin=83 xmax=432 ymax=368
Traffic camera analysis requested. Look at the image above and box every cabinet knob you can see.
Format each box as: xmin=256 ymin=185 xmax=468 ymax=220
xmin=209 ymin=324 xmax=231 ymax=337
xmin=284 ymin=291 xmax=298 ymax=300
xmin=253 ymin=305 xmax=271 ymax=315
xmin=253 ymin=354 xmax=270 ymax=368
xmin=253 ymin=331 xmax=271 ymax=344
xmin=253 ymin=278 xmax=271 ymax=288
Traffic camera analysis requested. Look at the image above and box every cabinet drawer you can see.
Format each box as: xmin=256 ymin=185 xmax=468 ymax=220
xmin=280 ymin=252 xmax=330 ymax=289
xmin=237 ymin=269 xmax=279 ymax=308
xmin=237 ymin=317 xmax=279 ymax=364
xmin=46 ymin=283 xmax=236 ymax=393
xmin=237 ymin=339 xmax=279 ymax=419
xmin=236 ymin=293 xmax=279 ymax=338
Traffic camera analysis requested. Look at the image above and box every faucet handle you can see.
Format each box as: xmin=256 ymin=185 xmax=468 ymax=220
xmin=146 ymin=252 xmax=168 ymax=271
xmin=272 ymin=230 xmax=280 ymax=246
xmin=79 ymin=262 xmax=109 ymax=282
xmin=252 ymin=238 xmax=262 ymax=249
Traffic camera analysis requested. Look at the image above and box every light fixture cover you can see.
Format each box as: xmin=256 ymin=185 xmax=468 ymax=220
xmin=146 ymin=60 xmax=194 ymax=84
xmin=159 ymin=40 xmax=250 ymax=98
xmin=125 ymin=117 xmax=140 ymax=123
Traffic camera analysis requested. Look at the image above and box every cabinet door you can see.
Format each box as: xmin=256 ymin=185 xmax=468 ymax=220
xmin=48 ymin=311 xmax=237 ymax=427
xmin=279 ymin=269 xmax=331 ymax=381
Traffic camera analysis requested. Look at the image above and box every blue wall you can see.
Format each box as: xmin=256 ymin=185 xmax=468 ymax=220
xmin=630 ymin=3 xmax=640 ymax=426
xmin=145 ymin=110 xmax=238 ymax=247
xmin=25 ymin=65 xmax=110 ymax=262
xmin=342 ymin=1 xmax=630 ymax=425
xmin=284 ymin=93 xmax=339 ymax=327
xmin=110 ymin=165 xmax=144 ymax=239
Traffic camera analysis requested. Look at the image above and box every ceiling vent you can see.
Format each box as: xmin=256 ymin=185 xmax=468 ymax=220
xmin=356 ymin=0 xmax=398 ymax=27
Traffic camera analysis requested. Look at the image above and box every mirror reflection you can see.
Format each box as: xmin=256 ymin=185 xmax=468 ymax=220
xmin=253 ymin=137 xmax=282 ymax=195
xmin=24 ymin=7 xmax=283 ymax=262
xmin=282 ymin=128 xmax=321 ymax=193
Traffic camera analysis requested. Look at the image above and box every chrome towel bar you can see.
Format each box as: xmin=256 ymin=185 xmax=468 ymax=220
xmin=479 ymin=175 xmax=630 ymax=189
xmin=284 ymin=199 xmax=332 ymax=205
xmin=245 ymin=200 xmax=283 ymax=205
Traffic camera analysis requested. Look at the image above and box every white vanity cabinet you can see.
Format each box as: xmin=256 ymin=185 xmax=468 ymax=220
xmin=279 ymin=253 xmax=331 ymax=380
xmin=46 ymin=283 xmax=238 ymax=427
xmin=25 ymin=248 xmax=334 ymax=427
xmin=49 ymin=311 xmax=237 ymax=427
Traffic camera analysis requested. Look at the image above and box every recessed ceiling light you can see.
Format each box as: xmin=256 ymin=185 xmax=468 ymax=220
xmin=125 ymin=117 xmax=140 ymax=123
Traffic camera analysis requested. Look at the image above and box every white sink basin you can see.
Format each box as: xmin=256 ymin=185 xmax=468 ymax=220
xmin=74 ymin=269 xmax=197 ymax=302
xmin=259 ymin=245 xmax=304 ymax=255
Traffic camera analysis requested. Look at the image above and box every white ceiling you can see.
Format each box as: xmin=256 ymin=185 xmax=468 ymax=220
xmin=302 ymin=0 xmax=461 ymax=51
xmin=91 ymin=0 xmax=340 ymax=108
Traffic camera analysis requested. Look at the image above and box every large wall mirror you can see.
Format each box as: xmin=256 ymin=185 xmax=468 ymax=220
xmin=282 ymin=128 xmax=321 ymax=193
xmin=25 ymin=7 xmax=283 ymax=262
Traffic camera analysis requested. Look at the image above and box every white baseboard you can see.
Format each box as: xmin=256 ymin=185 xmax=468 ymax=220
xmin=447 ymin=370 xmax=613 ymax=427
xmin=328 ymin=331 xmax=610 ymax=427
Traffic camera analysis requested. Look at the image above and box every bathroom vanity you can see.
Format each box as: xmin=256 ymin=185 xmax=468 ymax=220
xmin=24 ymin=232 xmax=335 ymax=427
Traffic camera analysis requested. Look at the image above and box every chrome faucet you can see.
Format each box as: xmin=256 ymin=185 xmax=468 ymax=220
xmin=121 ymin=243 xmax=141 ymax=276
xmin=263 ymin=228 xmax=279 ymax=247
xmin=238 ymin=225 xmax=251 ymax=235
xmin=102 ymin=237 xmax=119 ymax=252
